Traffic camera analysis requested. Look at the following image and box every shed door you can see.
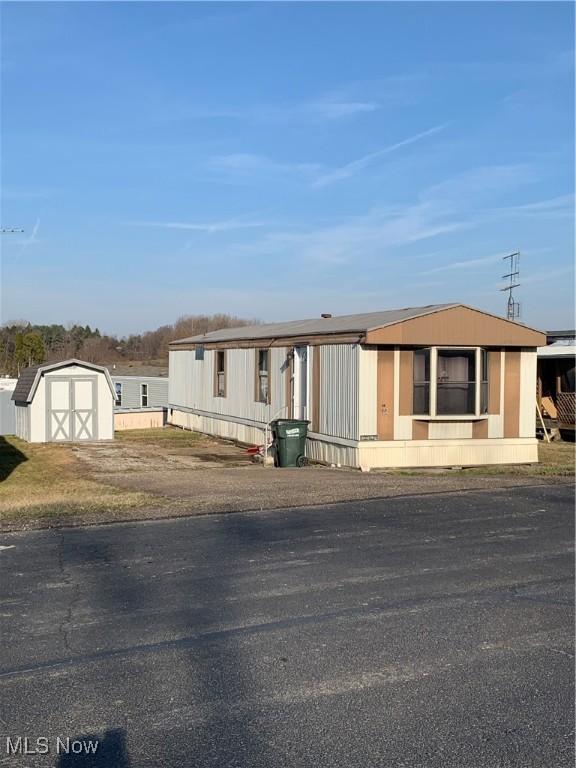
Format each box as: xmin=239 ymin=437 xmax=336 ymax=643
xmin=47 ymin=377 xmax=97 ymax=441
xmin=72 ymin=378 xmax=97 ymax=440
xmin=47 ymin=379 xmax=72 ymax=441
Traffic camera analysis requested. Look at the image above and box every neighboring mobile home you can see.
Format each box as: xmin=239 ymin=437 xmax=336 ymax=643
xmin=111 ymin=375 xmax=169 ymax=430
xmin=537 ymin=331 xmax=575 ymax=441
xmin=168 ymin=304 xmax=546 ymax=470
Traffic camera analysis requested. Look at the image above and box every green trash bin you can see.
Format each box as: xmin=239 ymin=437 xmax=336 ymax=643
xmin=271 ymin=419 xmax=310 ymax=467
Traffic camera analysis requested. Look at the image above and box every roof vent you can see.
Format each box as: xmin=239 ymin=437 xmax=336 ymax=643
xmin=321 ymin=313 xmax=332 ymax=319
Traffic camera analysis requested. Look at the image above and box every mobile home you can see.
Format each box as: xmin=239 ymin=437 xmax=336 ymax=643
xmin=168 ymin=304 xmax=545 ymax=470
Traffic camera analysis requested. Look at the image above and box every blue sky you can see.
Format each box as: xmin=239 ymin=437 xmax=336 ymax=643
xmin=1 ymin=2 xmax=574 ymax=335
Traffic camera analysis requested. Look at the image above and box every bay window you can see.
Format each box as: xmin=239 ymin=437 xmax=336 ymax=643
xmin=413 ymin=347 xmax=488 ymax=417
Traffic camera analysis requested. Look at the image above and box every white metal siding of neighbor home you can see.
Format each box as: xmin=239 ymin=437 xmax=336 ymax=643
xmin=112 ymin=376 xmax=168 ymax=410
xmin=169 ymin=347 xmax=288 ymax=427
xmin=319 ymin=344 xmax=359 ymax=440
xmin=0 ymin=390 xmax=16 ymax=435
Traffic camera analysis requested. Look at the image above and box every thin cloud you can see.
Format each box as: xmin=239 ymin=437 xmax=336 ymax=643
xmin=127 ymin=217 xmax=267 ymax=234
xmin=420 ymin=252 xmax=506 ymax=276
xmin=313 ymin=124 xmax=448 ymax=188
xmin=207 ymin=153 xmax=322 ymax=183
xmin=12 ymin=218 xmax=41 ymax=260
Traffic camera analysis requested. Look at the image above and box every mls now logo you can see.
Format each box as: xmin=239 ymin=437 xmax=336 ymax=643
xmin=5 ymin=736 xmax=99 ymax=755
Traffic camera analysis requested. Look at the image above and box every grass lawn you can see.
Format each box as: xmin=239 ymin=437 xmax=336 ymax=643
xmin=0 ymin=435 xmax=154 ymax=522
xmin=456 ymin=439 xmax=575 ymax=477
xmin=115 ymin=427 xmax=201 ymax=446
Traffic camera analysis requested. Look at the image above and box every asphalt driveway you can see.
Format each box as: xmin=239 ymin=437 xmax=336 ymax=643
xmin=0 ymin=483 xmax=573 ymax=767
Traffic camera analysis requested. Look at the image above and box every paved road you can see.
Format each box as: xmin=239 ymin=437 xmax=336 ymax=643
xmin=0 ymin=484 xmax=573 ymax=767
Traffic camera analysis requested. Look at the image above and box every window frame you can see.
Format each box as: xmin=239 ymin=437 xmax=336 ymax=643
xmin=140 ymin=383 xmax=148 ymax=408
xmin=255 ymin=348 xmax=270 ymax=404
xmin=413 ymin=346 xmax=487 ymax=418
xmin=115 ymin=381 xmax=122 ymax=407
xmin=214 ymin=350 xmax=226 ymax=398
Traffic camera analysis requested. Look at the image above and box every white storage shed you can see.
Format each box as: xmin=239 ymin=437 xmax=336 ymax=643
xmin=12 ymin=359 xmax=115 ymax=443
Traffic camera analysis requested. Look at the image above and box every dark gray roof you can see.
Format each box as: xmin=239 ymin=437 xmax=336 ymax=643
xmin=12 ymin=359 xmax=116 ymax=403
xmin=12 ymin=364 xmax=43 ymax=402
xmin=171 ymin=304 xmax=458 ymax=345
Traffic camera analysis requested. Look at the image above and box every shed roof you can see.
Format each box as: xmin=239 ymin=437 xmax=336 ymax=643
xmin=171 ymin=304 xmax=457 ymax=345
xmin=12 ymin=359 xmax=116 ymax=403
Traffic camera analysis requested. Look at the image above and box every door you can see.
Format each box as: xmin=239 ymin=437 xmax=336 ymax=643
xmin=47 ymin=379 xmax=72 ymax=441
xmin=72 ymin=378 xmax=97 ymax=439
xmin=292 ymin=346 xmax=309 ymax=419
xmin=47 ymin=377 xmax=97 ymax=441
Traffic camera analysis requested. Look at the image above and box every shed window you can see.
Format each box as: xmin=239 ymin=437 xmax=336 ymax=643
xmin=195 ymin=345 xmax=205 ymax=361
xmin=141 ymin=383 xmax=148 ymax=408
xmin=215 ymin=351 xmax=226 ymax=397
xmin=115 ymin=382 xmax=122 ymax=407
xmin=436 ymin=349 xmax=476 ymax=415
xmin=256 ymin=350 xmax=269 ymax=403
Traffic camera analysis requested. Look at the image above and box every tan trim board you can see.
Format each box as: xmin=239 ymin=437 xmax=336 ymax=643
xmin=472 ymin=419 xmax=489 ymax=438
xmin=412 ymin=419 xmax=429 ymax=440
xmin=504 ymin=350 xmax=521 ymax=437
xmin=376 ymin=349 xmax=395 ymax=440
xmin=398 ymin=350 xmax=413 ymax=416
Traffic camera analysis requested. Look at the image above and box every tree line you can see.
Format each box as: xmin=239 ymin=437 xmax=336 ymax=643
xmin=0 ymin=314 xmax=257 ymax=376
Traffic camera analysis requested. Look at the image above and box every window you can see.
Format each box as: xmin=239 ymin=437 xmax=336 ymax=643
xmin=436 ymin=349 xmax=476 ymax=415
xmin=413 ymin=349 xmax=430 ymax=415
xmin=412 ymin=347 xmax=488 ymax=417
xmin=115 ymin=382 xmax=122 ymax=407
xmin=141 ymin=383 xmax=148 ymax=408
xmin=195 ymin=345 xmax=204 ymax=361
xmin=215 ymin=350 xmax=226 ymax=397
xmin=560 ymin=362 xmax=575 ymax=393
xmin=256 ymin=349 xmax=269 ymax=403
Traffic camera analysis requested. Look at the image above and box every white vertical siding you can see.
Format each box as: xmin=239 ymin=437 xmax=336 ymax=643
xmin=15 ymin=405 xmax=30 ymax=441
xmin=519 ymin=349 xmax=537 ymax=438
xmin=319 ymin=344 xmax=359 ymax=440
xmin=169 ymin=347 xmax=288 ymax=428
xmin=358 ymin=345 xmax=377 ymax=437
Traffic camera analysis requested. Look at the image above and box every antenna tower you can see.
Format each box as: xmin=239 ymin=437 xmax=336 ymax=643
xmin=501 ymin=251 xmax=521 ymax=321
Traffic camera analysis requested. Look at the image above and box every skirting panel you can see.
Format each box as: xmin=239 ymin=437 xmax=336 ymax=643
xmin=358 ymin=439 xmax=539 ymax=469
xmin=306 ymin=436 xmax=359 ymax=468
xmin=114 ymin=410 xmax=166 ymax=430
xmin=170 ymin=408 xmax=265 ymax=446
xmin=170 ymin=409 xmax=539 ymax=470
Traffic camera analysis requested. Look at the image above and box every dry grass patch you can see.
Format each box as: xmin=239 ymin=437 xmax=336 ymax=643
xmin=115 ymin=426 xmax=202 ymax=447
xmin=454 ymin=439 xmax=574 ymax=478
xmin=0 ymin=436 xmax=154 ymax=521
